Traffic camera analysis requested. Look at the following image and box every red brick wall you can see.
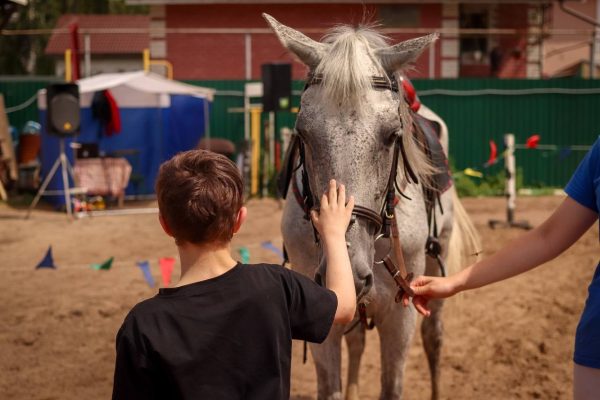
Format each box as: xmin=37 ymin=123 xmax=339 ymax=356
xmin=165 ymin=3 xmax=442 ymax=80
xmin=495 ymin=3 xmax=530 ymax=78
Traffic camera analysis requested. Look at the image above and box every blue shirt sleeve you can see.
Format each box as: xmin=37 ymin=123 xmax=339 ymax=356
xmin=565 ymin=137 xmax=600 ymax=213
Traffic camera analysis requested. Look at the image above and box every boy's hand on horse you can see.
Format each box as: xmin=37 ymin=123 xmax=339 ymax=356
xmin=310 ymin=179 xmax=355 ymax=242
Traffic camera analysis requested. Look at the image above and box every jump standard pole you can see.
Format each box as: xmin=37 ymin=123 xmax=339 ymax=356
xmin=488 ymin=133 xmax=532 ymax=230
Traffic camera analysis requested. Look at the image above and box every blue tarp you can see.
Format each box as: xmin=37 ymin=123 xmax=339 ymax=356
xmin=39 ymin=95 xmax=209 ymax=205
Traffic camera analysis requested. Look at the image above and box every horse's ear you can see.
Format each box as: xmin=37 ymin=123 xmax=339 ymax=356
xmin=376 ymin=33 xmax=439 ymax=74
xmin=262 ymin=13 xmax=326 ymax=69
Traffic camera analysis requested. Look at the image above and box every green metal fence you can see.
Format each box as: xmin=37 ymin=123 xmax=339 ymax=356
xmin=0 ymin=76 xmax=60 ymax=135
xmin=3 ymin=76 xmax=599 ymax=188
xmin=413 ymin=79 xmax=600 ymax=188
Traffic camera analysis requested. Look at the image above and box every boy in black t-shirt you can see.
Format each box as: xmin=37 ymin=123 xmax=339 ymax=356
xmin=112 ymin=150 xmax=356 ymax=400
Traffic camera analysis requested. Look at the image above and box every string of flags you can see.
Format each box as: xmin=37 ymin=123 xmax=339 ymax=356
xmin=457 ymin=134 xmax=589 ymax=179
xmin=33 ymin=245 xmax=175 ymax=289
xmin=33 ymin=242 xmax=287 ymax=287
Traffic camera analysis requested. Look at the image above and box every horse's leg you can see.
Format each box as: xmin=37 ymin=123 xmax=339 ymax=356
xmin=421 ymin=199 xmax=453 ymax=400
xmin=377 ymin=306 xmax=417 ymax=400
xmin=311 ymin=325 xmax=344 ymax=400
xmin=420 ymin=257 xmax=445 ymax=400
xmin=344 ymin=325 xmax=365 ymax=400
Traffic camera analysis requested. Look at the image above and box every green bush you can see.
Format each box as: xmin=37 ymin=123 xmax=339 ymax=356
xmin=453 ymin=167 xmax=524 ymax=198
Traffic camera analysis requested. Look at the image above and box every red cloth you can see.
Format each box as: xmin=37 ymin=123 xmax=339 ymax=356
xmin=104 ymin=90 xmax=121 ymax=136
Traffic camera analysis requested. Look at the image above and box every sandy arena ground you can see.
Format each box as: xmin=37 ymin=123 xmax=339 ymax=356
xmin=0 ymin=195 xmax=597 ymax=399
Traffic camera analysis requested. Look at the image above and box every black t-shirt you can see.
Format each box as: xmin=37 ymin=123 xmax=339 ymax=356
xmin=112 ymin=263 xmax=337 ymax=400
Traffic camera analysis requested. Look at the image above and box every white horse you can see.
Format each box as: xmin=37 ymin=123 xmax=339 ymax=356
xmin=264 ymin=14 xmax=480 ymax=400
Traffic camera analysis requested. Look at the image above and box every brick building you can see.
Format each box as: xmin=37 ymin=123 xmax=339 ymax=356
xmin=123 ymin=1 xmax=593 ymax=80
xmin=45 ymin=14 xmax=150 ymax=77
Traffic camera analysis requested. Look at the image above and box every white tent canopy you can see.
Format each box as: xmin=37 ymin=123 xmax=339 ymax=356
xmin=38 ymin=71 xmax=215 ymax=109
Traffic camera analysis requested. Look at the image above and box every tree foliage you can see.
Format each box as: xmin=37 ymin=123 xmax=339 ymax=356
xmin=0 ymin=0 xmax=148 ymax=75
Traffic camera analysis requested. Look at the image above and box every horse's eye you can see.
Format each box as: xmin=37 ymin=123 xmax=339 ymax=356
xmin=295 ymin=128 xmax=307 ymax=140
xmin=384 ymin=130 xmax=398 ymax=146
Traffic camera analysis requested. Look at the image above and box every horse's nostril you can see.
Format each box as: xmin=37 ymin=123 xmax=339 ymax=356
xmin=357 ymin=273 xmax=374 ymax=300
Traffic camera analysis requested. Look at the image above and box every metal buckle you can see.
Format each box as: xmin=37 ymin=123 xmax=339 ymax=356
xmin=374 ymin=233 xmax=391 ymax=265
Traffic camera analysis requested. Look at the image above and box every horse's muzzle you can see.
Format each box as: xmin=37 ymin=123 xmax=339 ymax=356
xmin=314 ymin=270 xmax=374 ymax=303
xmin=356 ymin=272 xmax=374 ymax=302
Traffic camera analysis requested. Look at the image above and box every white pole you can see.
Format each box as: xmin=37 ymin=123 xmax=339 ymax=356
xmin=269 ymin=111 xmax=275 ymax=173
xmin=203 ymin=98 xmax=211 ymax=150
xmin=59 ymin=139 xmax=73 ymax=218
xmin=84 ymin=33 xmax=91 ymax=77
xmin=245 ymin=33 xmax=252 ymax=80
xmin=244 ymin=91 xmax=250 ymax=142
xmin=504 ymin=133 xmax=516 ymax=224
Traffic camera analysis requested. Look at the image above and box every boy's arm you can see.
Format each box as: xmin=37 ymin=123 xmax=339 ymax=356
xmin=310 ymin=179 xmax=356 ymax=324
xmin=411 ymin=196 xmax=597 ymax=316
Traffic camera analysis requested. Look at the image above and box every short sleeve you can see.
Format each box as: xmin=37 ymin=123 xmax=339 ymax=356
xmin=281 ymin=268 xmax=338 ymax=343
xmin=112 ymin=316 xmax=157 ymax=400
xmin=565 ymin=138 xmax=600 ymax=213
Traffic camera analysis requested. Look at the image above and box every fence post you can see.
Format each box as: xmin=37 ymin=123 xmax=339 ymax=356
xmin=488 ymin=133 xmax=531 ymax=230
xmin=505 ymin=133 xmax=516 ymax=223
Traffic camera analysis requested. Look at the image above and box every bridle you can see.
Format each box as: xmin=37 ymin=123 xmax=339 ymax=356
xmin=297 ymin=73 xmax=419 ymax=237
xmin=293 ymin=73 xmax=418 ymax=331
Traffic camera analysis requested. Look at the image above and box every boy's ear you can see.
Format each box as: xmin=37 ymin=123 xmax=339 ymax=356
xmin=233 ymin=206 xmax=247 ymax=234
xmin=158 ymin=214 xmax=174 ymax=237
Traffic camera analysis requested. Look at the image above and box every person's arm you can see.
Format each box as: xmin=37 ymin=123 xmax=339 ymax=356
xmin=411 ymin=196 xmax=597 ymax=316
xmin=310 ymin=179 xmax=356 ymax=324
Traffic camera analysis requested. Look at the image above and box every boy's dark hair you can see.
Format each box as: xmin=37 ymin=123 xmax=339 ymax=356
xmin=155 ymin=150 xmax=243 ymax=245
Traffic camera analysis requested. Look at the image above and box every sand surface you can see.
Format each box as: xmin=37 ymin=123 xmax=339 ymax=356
xmin=0 ymin=195 xmax=597 ymax=399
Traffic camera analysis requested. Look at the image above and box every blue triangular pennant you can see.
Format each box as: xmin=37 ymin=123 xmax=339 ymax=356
xmin=136 ymin=260 xmax=155 ymax=288
xmin=36 ymin=246 xmax=56 ymax=269
xmin=261 ymin=241 xmax=284 ymax=262
xmin=559 ymin=147 xmax=572 ymax=160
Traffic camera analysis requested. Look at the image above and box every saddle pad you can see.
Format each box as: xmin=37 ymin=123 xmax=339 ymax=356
xmin=412 ymin=113 xmax=452 ymax=194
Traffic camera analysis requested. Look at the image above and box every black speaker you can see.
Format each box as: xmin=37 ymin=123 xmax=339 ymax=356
xmin=46 ymin=83 xmax=80 ymax=137
xmin=261 ymin=63 xmax=291 ymax=112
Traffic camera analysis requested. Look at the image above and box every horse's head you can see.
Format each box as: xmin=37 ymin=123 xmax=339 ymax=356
xmin=265 ymin=14 xmax=437 ymax=299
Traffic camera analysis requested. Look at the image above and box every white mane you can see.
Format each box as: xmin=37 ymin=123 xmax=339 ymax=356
xmin=312 ymin=25 xmax=435 ymax=184
xmin=314 ymin=25 xmax=391 ymax=108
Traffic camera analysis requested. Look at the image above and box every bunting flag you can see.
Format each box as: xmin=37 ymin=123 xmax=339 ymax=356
xmin=159 ymin=257 xmax=175 ymax=287
xmin=486 ymin=140 xmax=498 ymax=167
xmin=35 ymin=246 xmax=56 ymax=269
xmin=261 ymin=241 xmax=284 ymax=262
xmin=238 ymin=247 xmax=250 ymax=264
xmin=91 ymin=257 xmax=114 ymax=271
xmin=136 ymin=260 xmax=155 ymax=288
xmin=526 ymin=134 xmax=540 ymax=149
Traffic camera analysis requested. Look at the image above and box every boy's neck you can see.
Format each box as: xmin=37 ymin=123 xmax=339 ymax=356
xmin=174 ymin=241 xmax=238 ymax=287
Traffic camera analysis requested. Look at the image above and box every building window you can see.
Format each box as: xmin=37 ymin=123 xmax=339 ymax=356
xmin=378 ymin=5 xmax=420 ymax=28
xmin=459 ymin=4 xmax=490 ymax=65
